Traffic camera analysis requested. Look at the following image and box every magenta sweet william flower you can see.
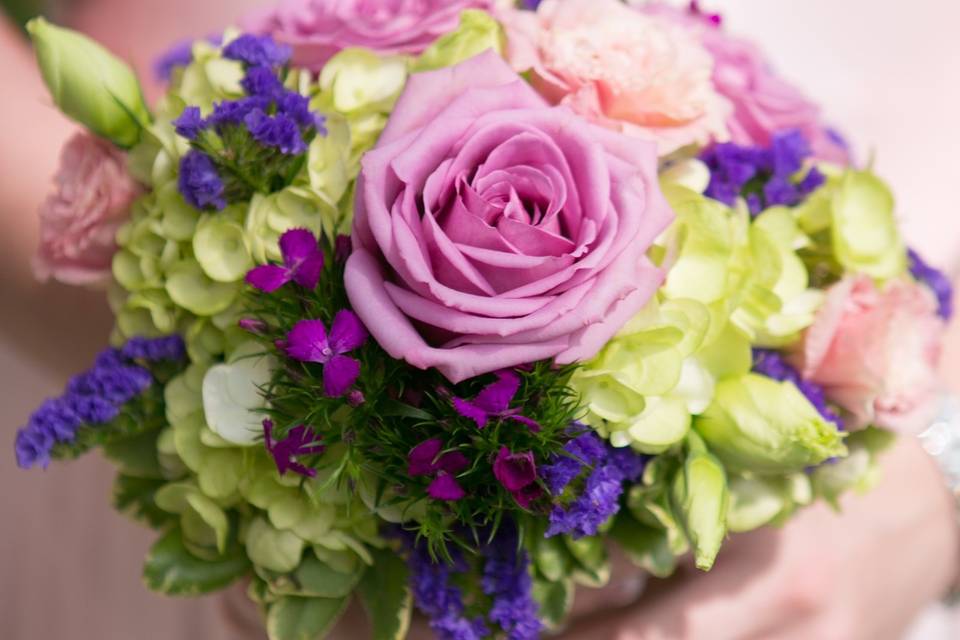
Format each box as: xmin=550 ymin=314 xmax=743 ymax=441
xmin=408 ymin=438 xmax=470 ymax=502
xmin=263 ymin=419 xmax=325 ymax=477
xmin=284 ymin=311 xmax=368 ymax=396
xmin=493 ymin=446 xmax=542 ymax=508
xmin=242 ymin=0 xmax=495 ymax=71
xmin=246 ymin=228 xmax=324 ymax=292
xmin=452 ymin=370 xmax=540 ymax=431
xmin=344 ymin=52 xmax=673 ymax=383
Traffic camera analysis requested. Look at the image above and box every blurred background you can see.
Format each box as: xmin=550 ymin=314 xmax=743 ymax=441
xmin=1 ymin=1 xmax=958 ymax=639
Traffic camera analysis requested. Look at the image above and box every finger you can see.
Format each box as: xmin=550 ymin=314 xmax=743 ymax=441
xmin=557 ymin=527 xmax=813 ymax=640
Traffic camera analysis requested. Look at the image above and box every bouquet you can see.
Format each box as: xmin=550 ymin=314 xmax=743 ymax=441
xmin=16 ymin=1 xmax=954 ymax=638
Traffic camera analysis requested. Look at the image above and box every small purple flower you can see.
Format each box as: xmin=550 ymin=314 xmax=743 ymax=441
xmin=493 ymin=447 xmax=541 ymax=508
xmin=481 ymin=524 xmax=543 ymax=640
xmin=409 ymin=438 xmax=469 ymax=502
xmin=753 ymin=348 xmax=842 ymax=426
xmin=238 ymin=318 xmax=268 ymax=334
xmin=403 ymin=534 xmax=488 ymax=640
xmin=277 ymin=92 xmax=326 ymax=132
xmin=15 ymin=427 xmax=54 ymax=469
xmin=244 ymin=109 xmax=308 ymax=155
xmin=241 ymin=65 xmax=286 ymax=99
xmin=222 ymin=34 xmax=292 ymax=68
xmin=246 ymin=228 xmax=324 ymax=293
xmin=452 ymin=370 xmax=540 ymax=431
xmin=263 ymin=419 xmax=325 ymax=477
xmin=334 ymin=235 xmax=353 ymax=263
xmin=154 ymin=39 xmax=195 ymax=82
xmin=121 ymin=335 xmax=187 ymax=362
xmin=702 ymin=129 xmax=823 ymax=216
xmin=178 ymin=150 xmax=226 ymax=211
xmin=173 ymin=106 xmax=206 ymax=140
xmin=207 ymin=96 xmax=270 ymax=131
xmin=909 ymin=249 xmax=954 ymax=320
xmin=284 ymin=311 xmax=368 ymax=397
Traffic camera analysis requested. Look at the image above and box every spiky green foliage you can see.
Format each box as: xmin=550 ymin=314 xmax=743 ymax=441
xmin=243 ymin=232 xmax=583 ymax=560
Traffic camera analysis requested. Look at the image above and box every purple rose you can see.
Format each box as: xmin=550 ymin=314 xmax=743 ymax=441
xmin=243 ymin=0 xmax=496 ymax=71
xmin=344 ymin=52 xmax=673 ymax=382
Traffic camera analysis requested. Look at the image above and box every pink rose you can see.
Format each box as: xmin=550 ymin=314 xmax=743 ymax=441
xmin=794 ymin=275 xmax=945 ymax=434
xmin=34 ymin=132 xmax=140 ymax=286
xmin=243 ymin=0 xmax=495 ymax=71
xmin=500 ymin=0 xmax=731 ymax=155
xmin=344 ymin=51 xmax=673 ymax=383
xmin=642 ymin=3 xmax=850 ymax=164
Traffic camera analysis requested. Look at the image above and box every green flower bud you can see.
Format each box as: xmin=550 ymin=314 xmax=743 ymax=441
xmin=695 ymin=374 xmax=847 ymax=474
xmin=672 ymin=434 xmax=728 ymax=570
xmin=413 ymin=9 xmax=505 ymax=72
xmin=27 ymin=18 xmax=150 ymax=147
xmin=830 ymin=170 xmax=907 ymax=280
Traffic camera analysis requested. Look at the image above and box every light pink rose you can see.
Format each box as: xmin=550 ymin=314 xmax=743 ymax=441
xmin=793 ymin=275 xmax=945 ymax=434
xmin=499 ymin=0 xmax=731 ymax=156
xmin=34 ymin=132 xmax=140 ymax=286
xmin=641 ymin=2 xmax=850 ymax=164
xmin=344 ymin=51 xmax=673 ymax=383
xmin=243 ymin=0 xmax=495 ymax=71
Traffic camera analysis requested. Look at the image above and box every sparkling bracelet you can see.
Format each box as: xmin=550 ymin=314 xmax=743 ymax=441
xmin=918 ymin=393 xmax=960 ymax=604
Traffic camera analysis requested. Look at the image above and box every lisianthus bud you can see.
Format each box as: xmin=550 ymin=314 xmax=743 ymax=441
xmin=695 ymin=374 xmax=846 ymax=474
xmin=27 ymin=18 xmax=150 ymax=147
xmin=412 ymin=9 xmax=504 ymax=72
xmin=672 ymin=434 xmax=728 ymax=570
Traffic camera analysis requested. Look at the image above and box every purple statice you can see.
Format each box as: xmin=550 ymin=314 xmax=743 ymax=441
xmin=173 ymin=106 xmax=205 ymax=140
xmin=521 ymin=0 xmax=543 ymax=9
xmin=222 ymin=34 xmax=292 ymax=68
xmin=241 ymin=65 xmax=286 ymax=100
xmin=14 ymin=337 xmax=180 ymax=470
xmin=284 ymin=311 xmax=368 ymax=397
xmin=154 ymin=39 xmax=195 ymax=82
xmin=121 ymin=335 xmax=187 ymax=362
xmin=178 ymin=150 xmax=226 ymax=211
xmin=544 ymin=431 xmax=648 ymax=539
xmin=404 ymin=535 xmax=488 ymax=640
xmin=702 ymin=129 xmax=824 ymax=216
xmin=452 ymin=370 xmax=540 ymax=431
xmin=909 ymin=249 xmax=954 ymax=320
xmin=153 ymin=34 xmax=223 ymax=82
xmin=246 ymin=228 xmax=324 ymax=293
xmin=481 ymin=524 xmax=543 ymax=640
xmin=206 ymin=96 xmax=270 ymax=131
xmin=243 ymin=109 xmax=308 ymax=155
xmin=262 ymin=420 xmax=325 ymax=478
xmin=540 ymin=429 xmax=606 ymax=496
xmin=752 ymin=349 xmax=842 ymax=426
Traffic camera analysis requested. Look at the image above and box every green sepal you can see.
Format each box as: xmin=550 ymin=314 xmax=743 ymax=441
xmin=266 ymin=595 xmax=350 ymax=640
xmin=357 ymin=548 xmax=413 ymax=640
xmin=142 ymin=526 xmax=250 ymax=596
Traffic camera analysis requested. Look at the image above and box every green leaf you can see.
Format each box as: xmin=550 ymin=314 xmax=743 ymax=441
xmin=256 ymin=551 xmax=363 ymax=599
xmin=565 ymin=536 xmax=610 ymax=588
xmin=143 ymin=527 xmax=250 ymax=596
xmin=532 ymin=577 xmax=573 ymax=630
xmin=112 ymin=474 xmax=175 ymax=529
xmin=357 ymin=548 xmax=412 ymax=640
xmin=609 ymin=513 xmax=677 ymax=578
xmin=266 ymin=596 xmax=349 ymax=640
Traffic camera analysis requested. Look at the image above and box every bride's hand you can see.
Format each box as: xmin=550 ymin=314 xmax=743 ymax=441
xmin=556 ymin=435 xmax=959 ymax=640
